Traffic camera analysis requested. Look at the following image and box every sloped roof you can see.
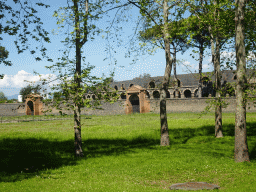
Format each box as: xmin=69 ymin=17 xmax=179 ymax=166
xmin=110 ymin=69 xmax=254 ymax=90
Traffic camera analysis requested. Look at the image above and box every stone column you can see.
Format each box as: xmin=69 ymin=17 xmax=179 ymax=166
xmin=149 ymin=91 xmax=153 ymax=99
xmin=180 ymin=91 xmax=185 ymax=98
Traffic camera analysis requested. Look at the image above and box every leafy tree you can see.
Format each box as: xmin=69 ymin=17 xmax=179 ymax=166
xmin=127 ymin=0 xmax=187 ymax=146
xmin=186 ymin=0 xmax=237 ymax=138
xmin=0 ymin=0 xmax=53 ymax=78
xmin=0 ymin=91 xmax=7 ymax=101
xmin=34 ymin=0 xmax=120 ymax=157
xmin=0 ymin=46 xmax=11 ymax=73
xmin=19 ymin=84 xmax=41 ymax=102
xmin=139 ymin=17 xmax=189 ymax=87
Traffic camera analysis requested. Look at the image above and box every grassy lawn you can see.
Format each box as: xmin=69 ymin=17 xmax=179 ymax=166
xmin=0 ymin=112 xmax=256 ymax=191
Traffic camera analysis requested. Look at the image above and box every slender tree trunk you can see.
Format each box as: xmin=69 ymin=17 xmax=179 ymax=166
xmin=160 ymin=0 xmax=172 ymax=146
xmin=173 ymin=43 xmax=177 ymax=82
xmin=198 ymin=43 xmax=203 ymax=98
xmin=214 ymin=33 xmax=223 ymax=138
xmin=234 ymin=0 xmax=250 ymax=162
xmin=209 ymin=0 xmax=223 ymax=138
xmin=74 ymin=0 xmax=84 ymax=157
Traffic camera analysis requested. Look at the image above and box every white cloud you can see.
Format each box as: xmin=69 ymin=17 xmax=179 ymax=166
xmin=0 ymin=70 xmax=57 ymax=91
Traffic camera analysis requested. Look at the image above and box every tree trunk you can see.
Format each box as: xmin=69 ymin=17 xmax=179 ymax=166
xmin=198 ymin=43 xmax=203 ymax=98
xmin=74 ymin=0 xmax=84 ymax=157
xmin=173 ymin=43 xmax=177 ymax=83
xmin=160 ymin=0 xmax=172 ymax=146
xmin=209 ymin=0 xmax=223 ymax=138
xmin=234 ymin=0 xmax=250 ymax=162
xmin=214 ymin=32 xmax=223 ymax=138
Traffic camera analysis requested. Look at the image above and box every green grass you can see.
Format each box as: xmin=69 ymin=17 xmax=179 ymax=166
xmin=0 ymin=112 xmax=256 ymax=191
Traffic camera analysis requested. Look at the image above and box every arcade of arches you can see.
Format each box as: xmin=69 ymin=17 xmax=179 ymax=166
xmin=24 ymin=84 xmax=228 ymax=115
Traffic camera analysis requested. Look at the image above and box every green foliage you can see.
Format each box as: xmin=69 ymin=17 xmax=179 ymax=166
xmin=19 ymin=84 xmax=42 ymax=102
xmin=34 ymin=0 xmax=121 ymax=120
xmin=0 ymin=91 xmax=7 ymax=101
xmin=0 ymin=0 xmax=52 ymax=61
xmin=0 ymin=0 xmax=53 ymax=78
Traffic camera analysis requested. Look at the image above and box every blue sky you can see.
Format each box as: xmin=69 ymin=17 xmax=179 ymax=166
xmin=0 ymin=0 xmax=215 ymax=97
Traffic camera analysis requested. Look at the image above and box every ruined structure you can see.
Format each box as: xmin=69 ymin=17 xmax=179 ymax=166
xmin=25 ymin=94 xmax=44 ymax=115
xmin=1 ymin=70 xmax=255 ymax=116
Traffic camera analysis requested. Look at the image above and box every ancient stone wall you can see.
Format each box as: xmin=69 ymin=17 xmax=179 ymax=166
xmin=0 ymin=97 xmax=256 ymax=116
xmin=150 ymin=98 xmax=256 ymax=113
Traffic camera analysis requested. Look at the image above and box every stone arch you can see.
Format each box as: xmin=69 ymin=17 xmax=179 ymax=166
xmin=129 ymin=84 xmax=134 ymax=87
xmin=25 ymin=94 xmax=43 ymax=116
xmin=92 ymin=95 xmax=96 ymax=100
xmin=149 ymin=81 xmax=155 ymax=88
xmin=87 ymin=95 xmax=90 ymax=99
xmin=145 ymin=90 xmax=150 ymax=99
xmin=173 ymin=90 xmax=180 ymax=98
xmin=184 ymin=89 xmax=192 ymax=98
xmin=233 ymin=74 xmax=237 ymax=80
xmin=114 ymin=85 xmax=118 ymax=90
xmin=153 ymin=90 xmax=160 ymax=98
xmin=27 ymin=100 xmax=34 ymax=115
xmin=177 ymin=79 xmax=181 ymax=87
xmin=120 ymin=93 xmax=126 ymax=99
xmin=166 ymin=90 xmax=170 ymax=98
xmin=194 ymin=89 xmax=199 ymax=97
xmin=129 ymin=94 xmax=140 ymax=113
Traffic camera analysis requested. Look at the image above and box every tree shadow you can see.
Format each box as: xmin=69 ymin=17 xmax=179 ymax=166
xmin=0 ymin=138 xmax=77 ymax=182
xmin=1 ymin=121 xmax=255 ymax=182
xmin=0 ymin=136 xmax=160 ymax=183
xmin=166 ymin=120 xmax=256 ymax=161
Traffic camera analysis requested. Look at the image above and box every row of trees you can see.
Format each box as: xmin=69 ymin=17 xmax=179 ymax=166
xmin=134 ymin=0 xmax=254 ymax=162
xmin=2 ymin=0 xmax=255 ymax=162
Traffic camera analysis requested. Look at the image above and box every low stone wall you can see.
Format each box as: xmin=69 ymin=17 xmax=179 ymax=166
xmin=0 ymin=103 xmax=26 ymax=116
xmin=0 ymin=100 xmax=127 ymax=116
xmin=150 ymin=97 xmax=256 ymax=113
xmin=0 ymin=97 xmax=255 ymax=116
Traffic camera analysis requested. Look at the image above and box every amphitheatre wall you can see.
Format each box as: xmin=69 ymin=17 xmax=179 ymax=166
xmin=1 ymin=97 xmax=256 ymax=116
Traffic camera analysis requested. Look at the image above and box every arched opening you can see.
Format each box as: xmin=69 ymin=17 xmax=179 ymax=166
xmin=145 ymin=91 xmax=150 ymax=99
xmin=153 ymin=91 xmax=160 ymax=98
xmin=184 ymin=90 xmax=192 ymax=98
xmin=129 ymin=84 xmax=133 ymax=87
xmin=121 ymin=93 xmax=126 ymax=99
xmin=177 ymin=79 xmax=181 ymax=87
xmin=129 ymin=94 xmax=140 ymax=113
xmin=27 ymin=100 xmax=34 ymax=115
xmin=114 ymin=85 xmax=118 ymax=90
xmin=233 ymin=74 xmax=237 ymax=80
xmin=121 ymin=84 xmax=125 ymax=90
xmin=194 ymin=89 xmax=198 ymax=97
xmin=149 ymin=81 xmax=155 ymax=88
xmin=87 ymin=95 xmax=90 ymax=99
xmin=92 ymin=95 xmax=96 ymax=100
xmin=166 ymin=90 xmax=170 ymax=98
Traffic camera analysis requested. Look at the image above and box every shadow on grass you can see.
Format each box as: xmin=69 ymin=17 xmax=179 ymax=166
xmin=1 ymin=121 xmax=256 ymax=182
xmin=0 ymin=138 xmax=77 ymax=182
xmin=167 ymin=121 xmax=256 ymax=161
xmin=0 ymin=136 xmax=160 ymax=183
